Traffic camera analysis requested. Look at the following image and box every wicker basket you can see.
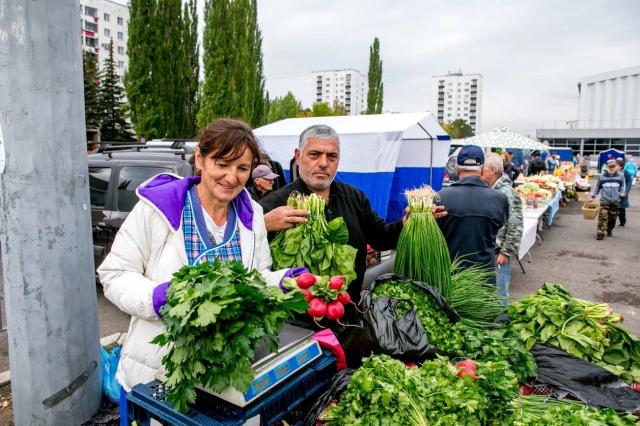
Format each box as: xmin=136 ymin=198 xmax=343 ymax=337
xmin=582 ymin=200 xmax=599 ymax=220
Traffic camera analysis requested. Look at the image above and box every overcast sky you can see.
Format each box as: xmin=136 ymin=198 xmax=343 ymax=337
xmin=249 ymin=0 xmax=640 ymax=136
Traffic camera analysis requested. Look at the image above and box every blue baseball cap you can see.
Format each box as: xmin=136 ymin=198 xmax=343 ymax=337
xmin=457 ymin=145 xmax=484 ymax=166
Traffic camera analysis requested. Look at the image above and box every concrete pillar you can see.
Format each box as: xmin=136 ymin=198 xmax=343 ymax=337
xmin=0 ymin=1 xmax=102 ymax=424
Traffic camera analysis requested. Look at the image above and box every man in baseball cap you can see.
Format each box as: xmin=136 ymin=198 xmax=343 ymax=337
xmin=591 ymin=157 xmax=626 ymax=239
xmin=247 ymin=164 xmax=279 ymax=201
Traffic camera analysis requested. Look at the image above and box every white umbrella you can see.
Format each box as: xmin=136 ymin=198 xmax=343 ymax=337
xmin=453 ymin=127 xmax=549 ymax=151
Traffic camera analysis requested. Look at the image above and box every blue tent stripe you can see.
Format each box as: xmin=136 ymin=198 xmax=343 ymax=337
xmin=386 ymin=167 xmax=446 ymax=222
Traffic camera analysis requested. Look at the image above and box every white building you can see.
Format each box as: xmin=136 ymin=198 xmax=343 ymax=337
xmin=577 ymin=66 xmax=640 ymax=129
xmin=537 ymin=66 xmax=640 ymax=157
xmin=433 ymin=72 xmax=483 ymax=133
xmin=312 ymin=69 xmax=367 ymax=115
xmin=80 ymin=0 xmax=129 ymax=83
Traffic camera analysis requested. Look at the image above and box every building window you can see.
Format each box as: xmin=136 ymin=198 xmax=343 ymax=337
xmin=101 ymin=43 xmax=109 ymax=50
xmin=104 ymin=13 xmax=110 ymax=22
xmin=117 ymin=17 xmax=124 ymax=25
xmin=118 ymin=61 xmax=124 ymax=69
xmin=84 ymin=6 xmax=97 ymax=16
xmin=104 ymin=28 xmax=111 ymax=37
xmin=85 ymin=21 xmax=98 ymax=32
xmin=117 ymin=46 xmax=124 ymax=55
xmin=117 ymin=32 xmax=124 ymax=40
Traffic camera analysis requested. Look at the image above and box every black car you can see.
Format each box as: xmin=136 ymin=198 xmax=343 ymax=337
xmin=88 ymin=143 xmax=194 ymax=268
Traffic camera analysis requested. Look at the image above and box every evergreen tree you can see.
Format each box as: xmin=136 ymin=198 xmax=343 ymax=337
xmin=266 ymin=91 xmax=300 ymax=123
xmin=99 ymin=39 xmax=134 ymax=141
xmin=366 ymin=37 xmax=383 ymax=114
xmin=83 ymin=52 xmax=102 ymax=130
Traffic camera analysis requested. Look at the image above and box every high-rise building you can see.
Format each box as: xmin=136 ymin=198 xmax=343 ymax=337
xmin=79 ymin=0 xmax=129 ymax=84
xmin=312 ymin=69 xmax=367 ymax=115
xmin=433 ymin=72 xmax=483 ymax=133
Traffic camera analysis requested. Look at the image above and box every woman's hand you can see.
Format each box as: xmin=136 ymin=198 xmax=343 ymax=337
xmin=264 ymin=205 xmax=309 ymax=232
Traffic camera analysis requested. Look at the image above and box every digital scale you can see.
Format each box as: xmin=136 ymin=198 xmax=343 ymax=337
xmin=157 ymin=324 xmax=322 ymax=407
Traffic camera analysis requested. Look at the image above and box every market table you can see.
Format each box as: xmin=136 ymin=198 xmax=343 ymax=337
xmin=518 ymin=217 xmax=539 ymax=262
xmin=545 ymin=191 xmax=562 ymax=226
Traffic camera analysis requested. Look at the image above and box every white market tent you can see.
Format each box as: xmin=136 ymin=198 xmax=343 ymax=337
xmin=254 ymin=112 xmax=450 ymax=222
xmin=454 ymin=127 xmax=549 ymax=151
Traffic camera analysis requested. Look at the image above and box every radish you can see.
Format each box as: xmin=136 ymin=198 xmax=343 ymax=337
xmin=457 ymin=368 xmax=476 ymax=381
xmin=337 ymin=292 xmax=351 ymax=305
xmin=299 ymin=288 xmax=313 ymax=302
xmin=328 ymin=275 xmax=345 ymax=291
xmin=296 ymin=273 xmax=317 ymax=289
xmin=307 ymin=297 xmax=327 ymax=318
xmin=455 ymin=359 xmax=477 ymax=372
xmin=325 ymin=301 xmax=345 ymax=321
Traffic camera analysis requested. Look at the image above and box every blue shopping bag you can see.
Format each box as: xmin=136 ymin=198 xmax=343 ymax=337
xmin=100 ymin=345 xmax=122 ymax=404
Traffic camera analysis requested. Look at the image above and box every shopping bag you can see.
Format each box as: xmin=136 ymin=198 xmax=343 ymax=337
xmin=100 ymin=345 xmax=122 ymax=404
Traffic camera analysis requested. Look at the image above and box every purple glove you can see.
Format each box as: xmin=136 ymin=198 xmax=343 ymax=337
xmin=152 ymin=282 xmax=170 ymax=317
xmin=279 ymin=267 xmax=309 ymax=292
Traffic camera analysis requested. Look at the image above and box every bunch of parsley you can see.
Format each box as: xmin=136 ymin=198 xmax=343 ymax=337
xmin=152 ymin=260 xmax=307 ymax=412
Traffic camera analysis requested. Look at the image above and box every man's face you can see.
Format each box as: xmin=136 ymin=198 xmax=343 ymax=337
xmin=295 ymin=137 xmax=340 ymax=191
xmin=480 ymin=165 xmax=498 ymax=186
xmin=607 ymin=165 xmax=616 ymax=175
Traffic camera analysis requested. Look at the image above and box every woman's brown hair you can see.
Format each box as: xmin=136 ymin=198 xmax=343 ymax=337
xmin=197 ymin=118 xmax=260 ymax=167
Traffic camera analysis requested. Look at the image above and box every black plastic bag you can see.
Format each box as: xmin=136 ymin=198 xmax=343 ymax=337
xmin=302 ymin=369 xmax=354 ymax=426
xmin=531 ymin=343 xmax=640 ymax=412
xmin=337 ymin=273 xmax=460 ymax=366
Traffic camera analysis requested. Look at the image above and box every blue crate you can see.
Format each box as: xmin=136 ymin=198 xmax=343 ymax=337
xmin=127 ymin=350 xmax=337 ymax=426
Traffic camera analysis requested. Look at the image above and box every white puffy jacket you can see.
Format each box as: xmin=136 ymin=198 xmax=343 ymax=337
xmin=98 ymin=174 xmax=287 ymax=391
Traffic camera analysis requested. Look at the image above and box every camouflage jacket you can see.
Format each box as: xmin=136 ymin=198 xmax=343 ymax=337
xmin=492 ymin=175 xmax=523 ymax=258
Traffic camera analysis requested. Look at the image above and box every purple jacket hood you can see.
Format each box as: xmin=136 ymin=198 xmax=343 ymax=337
xmin=135 ymin=173 xmax=254 ymax=231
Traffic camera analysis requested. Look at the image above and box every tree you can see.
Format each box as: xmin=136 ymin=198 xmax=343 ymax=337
xmin=440 ymin=119 xmax=475 ymax=139
xmin=182 ymin=0 xmax=200 ymax=136
xmin=83 ymin=52 xmax=101 ymax=130
xmin=99 ymin=39 xmax=134 ymax=141
xmin=266 ymin=91 xmax=301 ymax=123
xmin=366 ymin=37 xmax=383 ymax=114
xmin=331 ymin=99 xmax=347 ymax=116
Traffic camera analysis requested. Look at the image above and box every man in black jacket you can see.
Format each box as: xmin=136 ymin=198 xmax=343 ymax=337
xmin=260 ymin=124 xmax=446 ymax=301
xmin=436 ymin=145 xmax=509 ymax=281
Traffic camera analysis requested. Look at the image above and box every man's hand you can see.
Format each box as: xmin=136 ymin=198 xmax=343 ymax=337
xmin=402 ymin=207 xmax=411 ymax=225
xmin=432 ymin=204 xmax=447 ymax=219
xmin=264 ymin=205 xmax=309 ymax=232
xmin=496 ymin=254 xmax=509 ymax=266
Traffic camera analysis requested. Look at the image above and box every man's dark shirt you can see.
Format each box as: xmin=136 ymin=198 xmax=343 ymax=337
xmin=504 ymin=161 xmax=519 ymax=183
xmin=529 ymin=158 xmax=546 ymax=176
xmin=260 ymin=178 xmax=403 ymax=302
xmin=436 ymin=176 xmax=509 ymax=275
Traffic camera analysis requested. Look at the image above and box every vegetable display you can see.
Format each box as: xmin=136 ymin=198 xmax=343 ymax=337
xmin=393 ymin=186 xmax=452 ymax=300
xmin=372 ymin=279 xmax=464 ymax=356
xmin=320 ymin=354 xmax=519 ymax=425
xmin=283 ymin=273 xmax=355 ymax=325
xmin=509 ymin=283 xmax=640 ymax=382
xmin=270 ymin=192 xmax=358 ymax=284
xmin=152 ymin=261 xmax=307 ymax=412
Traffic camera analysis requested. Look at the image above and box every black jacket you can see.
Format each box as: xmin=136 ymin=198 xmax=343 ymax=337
xmin=504 ymin=161 xmax=519 ymax=183
xmin=436 ymin=176 xmax=509 ymax=274
xmin=529 ymin=158 xmax=546 ymax=176
xmin=260 ymin=178 xmax=403 ymax=301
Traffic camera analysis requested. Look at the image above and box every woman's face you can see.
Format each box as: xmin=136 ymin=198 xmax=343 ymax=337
xmin=195 ymin=147 xmax=253 ymax=205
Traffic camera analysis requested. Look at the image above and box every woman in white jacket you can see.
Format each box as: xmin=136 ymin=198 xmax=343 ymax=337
xmin=98 ymin=119 xmax=305 ymax=418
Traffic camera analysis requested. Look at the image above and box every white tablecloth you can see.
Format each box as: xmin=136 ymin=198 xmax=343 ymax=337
xmin=518 ymin=217 xmax=539 ymax=260
xmin=523 ymin=205 xmax=548 ymax=220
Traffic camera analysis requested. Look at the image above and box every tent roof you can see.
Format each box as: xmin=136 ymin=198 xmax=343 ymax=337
xmin=453 ymin=127 xmax=549 ymax=151
xmin=254 ymin=112 xmax=447 ymax=138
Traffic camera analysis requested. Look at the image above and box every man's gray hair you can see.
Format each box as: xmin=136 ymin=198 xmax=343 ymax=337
xmin=484 ymin=152 xmax=504 ymax=174
xmin=299 ymin=124 xmax=341 ymax=150
xmin=456 ymin=165 xmax=483 ymax=172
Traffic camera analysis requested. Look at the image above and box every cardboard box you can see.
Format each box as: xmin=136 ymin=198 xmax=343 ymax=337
xmin=576 ymin=191 xmax=591 ymax=202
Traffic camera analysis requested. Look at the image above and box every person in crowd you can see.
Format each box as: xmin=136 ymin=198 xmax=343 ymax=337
xmin=436 ymin=145 xmax=509 ymax=281
xmin=580 ymin=155 xmax=590 ymax=178
xmin=502 ymin=151 xmax=520 ymax=184
xmin=481 ymin=153 xmax=523 ymax=304
xmin=544 ymin=152 xmax=556 ymax=173
xmin=616 ymin=158 xmax=633 ymax=227
xmin=624 ymin=157 xmax=638 ymax=181
xmin=247 ymin=164 xmax=279 ymax=201
xmin=591 ymin=158 xmax=626 ymax=240
xmin=259 ymin=124 xmax=447 ymax=301
xmin=528 ymin=152 xmax=546 ymax=175
xmin=97 ymin=118 xmax=306 ymax=419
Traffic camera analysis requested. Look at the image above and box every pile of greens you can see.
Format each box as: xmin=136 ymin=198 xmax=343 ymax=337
xmin=373 ymin=279 xmax=464 ymax=356
xmin=270 ymin=192 xmax=357 ymax=284
xmin=152 ymin=261 xmax=307 ymax=412
xmin=509 ymin=283 xmax=640 ymax=382
xmin=513 ymin=395 xmax=639 ymax=425
xmin=393 ymin=186 xmax=452 ymax=300
xmin=320 ymin=354 xmax=519 ymax=425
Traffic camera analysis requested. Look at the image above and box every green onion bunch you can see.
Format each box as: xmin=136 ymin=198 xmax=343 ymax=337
xmin=393 ymin=186 xmax=452 ymax=300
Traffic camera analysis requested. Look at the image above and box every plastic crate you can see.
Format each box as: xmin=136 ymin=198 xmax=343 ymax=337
xmin=127 ymin=350 xmax=337 ymax=426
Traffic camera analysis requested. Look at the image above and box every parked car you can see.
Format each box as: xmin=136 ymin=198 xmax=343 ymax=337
xmin=442 ymin=147 xmax=461 ymax=186
xmin=89 ymin=143 xmax=194 ymax=268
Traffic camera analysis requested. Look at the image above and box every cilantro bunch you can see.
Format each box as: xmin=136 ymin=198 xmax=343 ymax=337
xmin=152 ymin=260 xmax=307 ymax=412
xmin=270 ymin=192 xmax=357 ymax=284
xmin=321 ymin=354 xmax=519 ymax=425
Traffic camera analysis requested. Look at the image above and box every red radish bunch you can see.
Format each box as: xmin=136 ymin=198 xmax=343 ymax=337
xmin=454 ymin=359 xmax=477 ymax=381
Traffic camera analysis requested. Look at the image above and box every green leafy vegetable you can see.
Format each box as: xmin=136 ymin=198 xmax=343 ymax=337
xmin=152 ymin=260 xmax=307 ymax=412
xmin=270 ymin=192 xmax=357 ymax=284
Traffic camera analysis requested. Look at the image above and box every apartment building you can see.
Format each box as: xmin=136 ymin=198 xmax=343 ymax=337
xmin=433 ymin=72 xmax=483 ymax=133
xmin=312 ymin=69 xmax=367 ymax=115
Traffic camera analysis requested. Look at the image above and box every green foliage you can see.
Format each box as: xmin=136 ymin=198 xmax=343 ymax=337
xmin=441 ymin=118 xmax=475 ymax=139
xmin=99 ymin=39 xmax=134 ymax=141
xmin=322 ymin=355 xmax=519 ymax=425
xmin=270 ymin=193 xmax=357 ymax=284
xmin=514 ymin=395 xmax=639 ymax=425
xmin=83 ymin=52 xmax=101 ymax=130
xmin=509 ymin=283 xmax=640 ymax=382
xmin=198 ymin=0 xmax=266 ymax=128
xmin=266 ymin=91 xmax=302 ymax=123
xmin=366 ymin=37 xmax=383 ymax=114
xmin=152 ymin=260 xmax=307 ymax=412
xmin=126 ymin=0 xmax=199 ymax=139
